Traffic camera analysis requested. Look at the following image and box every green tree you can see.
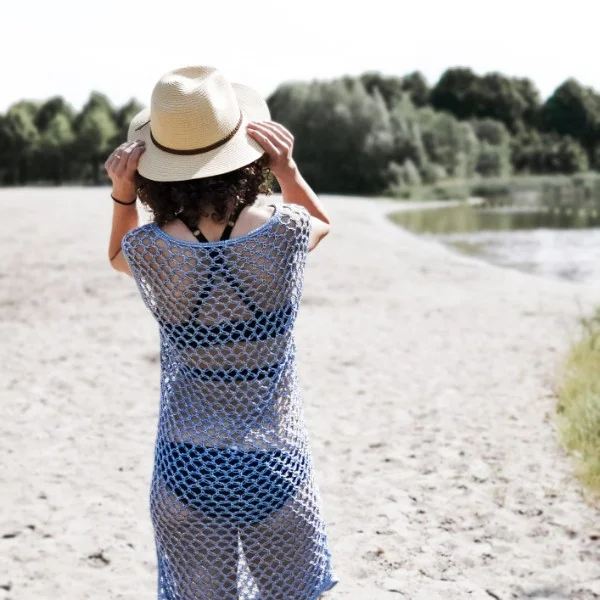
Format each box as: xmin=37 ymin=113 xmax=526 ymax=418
xmin=39 ymin=113 xmax=75 ymax=184
xmin=359 ymin=71 xmax=430 ymax=109
xmin=359 ymin=72 xmax=406 ymax=109
xmin=269 ymin=79 xmax=394 ymax=194
xmin=512 ymin=131 xmax=588 ymax=174
xmin=513 ymin=78 xmax=542 ymax=129
xmin=418 ymin=107 xmax=479 ymax=178
xmin=430 ymin=68 xmax=479 ymax=119
xmin=540 ymin=79 xmax=600 ymax=155
xmin=555 ymin=136 xmax=589 ymax=173
xmin=386 ymin=159 xmax=422 ymax=197
xmin=32 ymin=97 xmax=76 ymax=184
xmin=471 ymin=118 xmax=511 ymax=146
xmin=431 ymin=69 xmax=541 ymax=133
xmin=476 ymin=146 xmax=511 ymax=177
xmin=78 ymin=91 xmax=115 ymax=119
xmin=0 ymin=104 xmax=40 ymax=184
xmin=73 ymin=92 xmax=118 ymax=183
xmin=476 ymin=73 xmax=540 ymax=133
xmin=471 ymin=119 xmax=512 ymax=176
xmin=35 ymin=96 xmax=75 ymax=133
xmin=591 ymin=143 xmax=600 ymax=171
xmin=10 ymin=100 xmax=41 ymax=122
xmin=421 ymin=162 xmax=447 ymax=184
xmin=389 ymin=95 xmax=428 ymax=172
xmin=401 ymin=71 xmax=430 ymax=107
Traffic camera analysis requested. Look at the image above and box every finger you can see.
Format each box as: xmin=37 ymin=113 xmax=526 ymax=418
xmin=113 ymin=141 xmax=131 ymax=158
xmin=105 ymin=154 xmax=117 ymax=173
xmin=114 ymin=141 xmax=137 ymax=174
xmin=105 ymin=141 xmax=130 ymax=169
xmin=247 ymin=122 xmax=287 ymax=152
xmin=259 ymin=121 xmax=294 ymax=145
xmin=105 ymin=147 xmax=124 ymax=171
xmin=246 ymin=127 xmax=280 ymax=157
xmin=253 ymin=122 xmax=291 ymax=149
xmin=105 ymin=148 xmax=120 ymax=170
xmin=125 ymin=142 xmax=146 ymax=174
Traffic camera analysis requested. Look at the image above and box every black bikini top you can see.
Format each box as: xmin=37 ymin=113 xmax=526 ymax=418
xmin=179 ymin=205 xmax=243 ymax=243
xmin=162 ymin=204 xmax=294 ymax=354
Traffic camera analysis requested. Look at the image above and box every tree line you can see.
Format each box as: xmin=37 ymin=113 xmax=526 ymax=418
xmin=1 ymin=68 xmax=600 ymax=195
xmin=0 ymin=94 xmax=143 ymax=185
xmin=268 ymin=69 xmax=600 ymax=196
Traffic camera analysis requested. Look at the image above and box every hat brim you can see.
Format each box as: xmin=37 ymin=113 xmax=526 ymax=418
xmin=127 ymin=83 xmax=270 ymax=182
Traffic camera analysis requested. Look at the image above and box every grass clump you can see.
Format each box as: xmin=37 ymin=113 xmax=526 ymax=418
xmin=557 ymin=308 xmax=600 ymax=496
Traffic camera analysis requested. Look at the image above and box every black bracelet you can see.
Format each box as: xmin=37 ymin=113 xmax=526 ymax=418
xmin=111 ymin=194 xmax=137 ymax=206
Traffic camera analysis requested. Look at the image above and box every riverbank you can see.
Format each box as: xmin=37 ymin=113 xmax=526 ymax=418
xmin=387 ymin=172 xmax=600 ymax=204
xmin=1 ymin=189 xmax=600 ymax=599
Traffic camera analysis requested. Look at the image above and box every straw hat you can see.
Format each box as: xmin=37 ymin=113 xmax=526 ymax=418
xmin=127 ymin=66 xmax=270 ymax=181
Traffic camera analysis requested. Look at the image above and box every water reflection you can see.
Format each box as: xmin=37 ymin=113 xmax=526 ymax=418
xmin=390 ymin=205 xmax=600 ymax=235
xmin=390 ymin=204 xmax=600 ymax=282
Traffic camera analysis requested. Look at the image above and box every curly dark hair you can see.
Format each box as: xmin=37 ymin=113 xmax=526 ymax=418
xmin=135 ymin=154 xmax=273 ymax=227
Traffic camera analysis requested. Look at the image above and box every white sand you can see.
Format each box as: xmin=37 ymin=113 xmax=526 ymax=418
xmin=1 ymin=188 xmax=600 ymax=600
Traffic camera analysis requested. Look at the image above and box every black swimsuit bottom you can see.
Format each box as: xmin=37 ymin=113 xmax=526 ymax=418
xmin=156 ymin=441 xmax=308 ymax=525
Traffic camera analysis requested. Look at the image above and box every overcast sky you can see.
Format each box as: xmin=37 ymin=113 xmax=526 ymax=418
xmin=3 ymin=0 xmax=600 ymax=112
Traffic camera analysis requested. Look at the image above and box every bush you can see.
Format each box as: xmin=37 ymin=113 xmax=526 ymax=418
xmin=469 ymin=179 xmax=513 ymax=199
xmin=385 ymin=159 xmax=422 ymax=196
xmin=421 ymin=162 xmax=447 ymax=184
xmin=476 ymin=145 xmax=511 ymax=177
xmin=512 ymin=133 xmax=589 ymax=175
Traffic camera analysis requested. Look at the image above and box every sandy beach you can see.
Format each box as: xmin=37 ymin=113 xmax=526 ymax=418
xmin=2 ymin=188 xmax=600 ymax=600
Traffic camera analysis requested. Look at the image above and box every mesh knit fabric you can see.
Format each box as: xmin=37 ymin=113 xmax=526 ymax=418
xmin=122 ymin=202 xmax=338 ymax=600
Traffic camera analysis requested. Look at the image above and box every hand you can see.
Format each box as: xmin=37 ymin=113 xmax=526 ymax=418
xmin=104 ymin=140 xmax=146 ymax=202
xmin=246 ymin=121 xmax=298 ymax=181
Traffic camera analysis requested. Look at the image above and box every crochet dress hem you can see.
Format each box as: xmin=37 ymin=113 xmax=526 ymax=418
xmin=310 ymin=575 xmax=340 ymax=599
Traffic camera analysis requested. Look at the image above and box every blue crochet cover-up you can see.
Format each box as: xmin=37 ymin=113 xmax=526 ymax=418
xmin=121 ymin=202 xmax=339 ymax=600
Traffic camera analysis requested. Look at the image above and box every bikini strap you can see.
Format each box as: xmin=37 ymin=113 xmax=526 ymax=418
xmin=181 ymin=204 xmax=245 ymax=243
xmin=219 ymin=203 xmax=246 ymax=241
xmin=188 ymin=225 xmax=210 ymax=243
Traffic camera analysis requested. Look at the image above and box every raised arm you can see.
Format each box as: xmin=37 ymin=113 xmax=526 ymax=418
xmin=246 ymin=121 xmax=330 ymax=252
xmin=105 ymin=140 xmax=146 ymax=276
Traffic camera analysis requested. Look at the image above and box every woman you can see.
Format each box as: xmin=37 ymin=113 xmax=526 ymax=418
xmin=105 ymin=66 xmax=338 ymax=600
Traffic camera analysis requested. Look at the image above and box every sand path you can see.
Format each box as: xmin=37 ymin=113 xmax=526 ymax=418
xmin=1 ymin=189 xmax=599 ymax=599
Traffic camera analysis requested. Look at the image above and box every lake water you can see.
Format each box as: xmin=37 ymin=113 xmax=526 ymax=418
xmin=390 ymin=204 xmax=600 ymax=283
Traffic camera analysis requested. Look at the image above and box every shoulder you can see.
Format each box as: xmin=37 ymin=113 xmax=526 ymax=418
xmin=121 ymin=223 xmax=157 ymax=258
xmin=244 ymin=201 xmax=310 ymax=239
xmin=272 ymin=203 xmax=311 ymax=254
xmin=122 ymin=222 xmax=155 ymax=244
xmin=277 ymin=203 xmax=311 ymax=231
xmin=241 ymin=203 xmax=278 ymax=233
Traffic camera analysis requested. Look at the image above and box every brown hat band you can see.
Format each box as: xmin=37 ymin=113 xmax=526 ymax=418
xmin=143 ymin=112 xmax=244 ymax=156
